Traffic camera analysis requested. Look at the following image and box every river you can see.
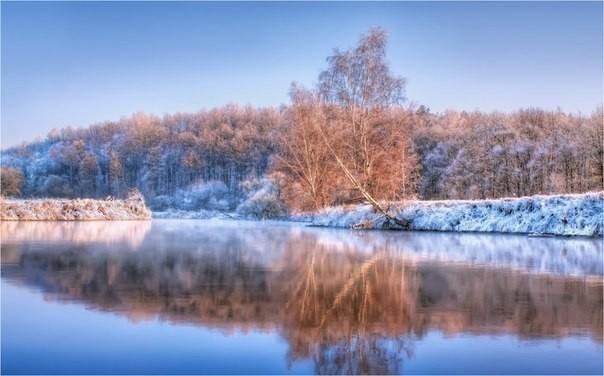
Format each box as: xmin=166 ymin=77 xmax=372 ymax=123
xmin=1 ymin=219 xmax=602 ymax=374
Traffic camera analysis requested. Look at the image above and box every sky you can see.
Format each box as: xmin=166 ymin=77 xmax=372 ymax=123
xmin=1 ymin=1 xmax=602 ymax=148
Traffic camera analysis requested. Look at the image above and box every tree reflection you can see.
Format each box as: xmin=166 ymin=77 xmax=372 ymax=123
xmin=277 ymin=234 xmax=419 ymax=373
xmin=1 ymin=223 xmax=602 ymax=373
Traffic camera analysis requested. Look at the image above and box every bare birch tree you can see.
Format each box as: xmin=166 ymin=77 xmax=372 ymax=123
xmin=315 ymin=27 xmax=418 ymax=226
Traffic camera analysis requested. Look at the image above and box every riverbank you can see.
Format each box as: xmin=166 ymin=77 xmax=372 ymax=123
xmin=153 ymin=208 xmax=240 ymax=220
xmin=3 ymin=192 xmax=601 ymax=236
xmin=0 ymin=194 xmax=151 ymax=221
xmin=310 ymin=192 xmax=604 ymax=237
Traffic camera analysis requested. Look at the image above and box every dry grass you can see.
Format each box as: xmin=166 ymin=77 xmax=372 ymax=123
xmin=0 ymin=194 xmax=151 ymax=221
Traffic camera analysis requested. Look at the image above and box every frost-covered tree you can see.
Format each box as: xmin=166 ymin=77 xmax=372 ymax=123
xmin=0 ymin=167 xmax=24 ymax=197
xmin=237 ymin=177 xmax=287 ymax=219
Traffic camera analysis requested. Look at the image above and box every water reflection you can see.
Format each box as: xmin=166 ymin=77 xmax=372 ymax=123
xmin=0 ymin=220 xmax=151 ymax=249
xmin=2 ymin=220 xmax=601 ymax=276
xmin=1 ymin=220 xmax=602 ymax=374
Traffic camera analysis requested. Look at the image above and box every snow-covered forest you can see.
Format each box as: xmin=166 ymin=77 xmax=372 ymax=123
xmin=1 ymin=28 xmax=602 ymax=217
xmin=1 ymin=107 xmax=282 ymax=214
xmin=2 ymin=104 xmax=600 ymax=216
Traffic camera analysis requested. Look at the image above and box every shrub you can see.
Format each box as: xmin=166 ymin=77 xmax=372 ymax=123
xmin=237 ymin=177 xmax=287 ymax=219
xmin=171 ymin=181 xmax=237 ymax=211
xmin=0 ymin=167 xmax=24 ymax=197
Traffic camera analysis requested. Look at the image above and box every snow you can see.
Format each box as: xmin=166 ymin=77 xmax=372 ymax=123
xmin=0 ymin=194 xmax=151 ymax=221
xmin=153 ymin=209 xmax=240 ymax=220
xmin=310 ymin=192 xmax=604 ymax=237
xmin=150 ymin=192 xmax=603 ymax=237
xmin=236 ymin=177 xmax=287 ymax=219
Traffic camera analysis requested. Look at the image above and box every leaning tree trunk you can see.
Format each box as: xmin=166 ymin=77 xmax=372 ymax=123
xmin=316 ymin=123 xmax=410 ymax=230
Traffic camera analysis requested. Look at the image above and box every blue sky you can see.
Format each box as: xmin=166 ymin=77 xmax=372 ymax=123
xmin=1 ymin=1 xmax=602 ymax=148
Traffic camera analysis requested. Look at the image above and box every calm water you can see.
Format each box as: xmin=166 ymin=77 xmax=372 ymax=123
xmin=1 ymin=219 xmax=602 ymax=375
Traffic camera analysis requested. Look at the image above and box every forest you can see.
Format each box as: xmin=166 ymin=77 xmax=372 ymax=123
xmin=1 ymin=28 xmax=602 ymax=216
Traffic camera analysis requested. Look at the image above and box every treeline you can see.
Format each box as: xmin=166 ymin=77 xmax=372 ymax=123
xmin=1 ymin=28 xmax=602 ymax=213
xmin=412 ymin=106 xmax=603 ymax=201
xmin=1 ymin=106 xmax=283 ymax=211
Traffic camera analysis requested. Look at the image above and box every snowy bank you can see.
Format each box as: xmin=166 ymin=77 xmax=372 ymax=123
xmin=311 ymin=192 xmax=604 ymax=237
xmin=152 ymin=209 xmax=240 ymax=220
xmin=1 ymin=194 xmax=151 ymax=221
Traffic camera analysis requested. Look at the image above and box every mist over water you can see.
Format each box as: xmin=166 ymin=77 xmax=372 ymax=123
xmin=1 ymin=220 xmax=602 ymax=374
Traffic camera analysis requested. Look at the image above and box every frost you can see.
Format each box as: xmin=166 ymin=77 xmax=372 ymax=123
xmin=310 ymin=192 xmax=604 ymax=237
xmin=153 ymin=209 xmax=240 ymax=220
xmin=148 ymin=181 xmax=236 ymax=212
xmin=0 ymin=190 xmax=151 ymax=221
xmin=236 ymin=177 xmax=287 ymax=219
